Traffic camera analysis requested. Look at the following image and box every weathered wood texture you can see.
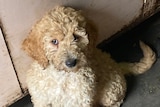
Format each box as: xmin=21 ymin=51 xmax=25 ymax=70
xmin=0 ymin=29 xmax=22 ymax=107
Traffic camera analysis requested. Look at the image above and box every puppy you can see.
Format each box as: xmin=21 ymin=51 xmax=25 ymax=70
xmin=22 ymin=6 xmax=156 ymax=107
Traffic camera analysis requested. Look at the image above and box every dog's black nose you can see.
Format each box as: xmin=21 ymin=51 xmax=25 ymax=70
xmin=65 ymin=58 xmax=77 ymax=68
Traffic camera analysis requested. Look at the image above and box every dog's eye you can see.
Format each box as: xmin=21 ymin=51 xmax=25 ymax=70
xmin=51 ymin=39 xmax=59 ymax=45
xmin=73 ymin=34 xmax=79 ymax=42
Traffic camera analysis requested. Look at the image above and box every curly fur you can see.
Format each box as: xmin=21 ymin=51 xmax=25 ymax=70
xmin=22 ymin=6 xmax=156 ymax=107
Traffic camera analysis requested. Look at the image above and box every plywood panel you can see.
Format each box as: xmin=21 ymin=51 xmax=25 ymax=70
xmin=0 ymin=29 xmax=22 ymax=107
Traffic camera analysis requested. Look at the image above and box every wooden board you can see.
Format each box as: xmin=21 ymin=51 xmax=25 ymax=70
xmin=0 ymin=29 xmax=22 ymax=107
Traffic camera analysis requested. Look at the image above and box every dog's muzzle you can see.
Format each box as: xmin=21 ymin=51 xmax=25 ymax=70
xmin=65 ymin=58 xmax=77 ymax=68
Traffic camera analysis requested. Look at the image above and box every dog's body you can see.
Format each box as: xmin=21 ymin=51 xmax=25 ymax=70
xmin=22 ymin=6 xmax=156 ymax=107
xmin=26 ymin=49 xmax=126 ymax=107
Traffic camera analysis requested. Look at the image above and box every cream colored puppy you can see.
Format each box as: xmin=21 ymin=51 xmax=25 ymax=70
xmin=22 ymin=6 xmax=156 ymax=107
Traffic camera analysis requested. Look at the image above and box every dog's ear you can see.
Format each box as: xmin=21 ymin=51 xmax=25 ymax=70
xmin=86 ymin=20 xmax=98 ymax=48
xmin=22 ymin=28 xmax=49 ymax=69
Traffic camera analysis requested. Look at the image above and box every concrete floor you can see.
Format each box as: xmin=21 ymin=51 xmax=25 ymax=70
xmin=10 ymin=12 xmax=160 ymax=107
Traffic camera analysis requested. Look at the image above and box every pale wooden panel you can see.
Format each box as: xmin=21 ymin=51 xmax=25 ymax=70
xmin=0 ymin=29 xmax=22 ymax=107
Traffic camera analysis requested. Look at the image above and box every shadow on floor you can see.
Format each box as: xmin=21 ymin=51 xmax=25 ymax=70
xmin=10 ymin=95 xmax=32 ymax=107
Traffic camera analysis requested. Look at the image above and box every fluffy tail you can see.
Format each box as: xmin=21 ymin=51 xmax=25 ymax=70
xmin=119 ymin=41 xmax=156 ymax=75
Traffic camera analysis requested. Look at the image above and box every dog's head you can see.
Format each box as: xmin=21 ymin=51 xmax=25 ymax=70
xmin=22 ymin=6 xmax=97 ymax=71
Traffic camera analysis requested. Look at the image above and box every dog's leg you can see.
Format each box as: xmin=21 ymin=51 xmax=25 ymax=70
xmin=95 ymin=72 xmax=126 ymax=107
xmin=32 ymin=100 xmax=52 ymax=107
xmin=119 ymin=41 xmax=156 ymax=75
